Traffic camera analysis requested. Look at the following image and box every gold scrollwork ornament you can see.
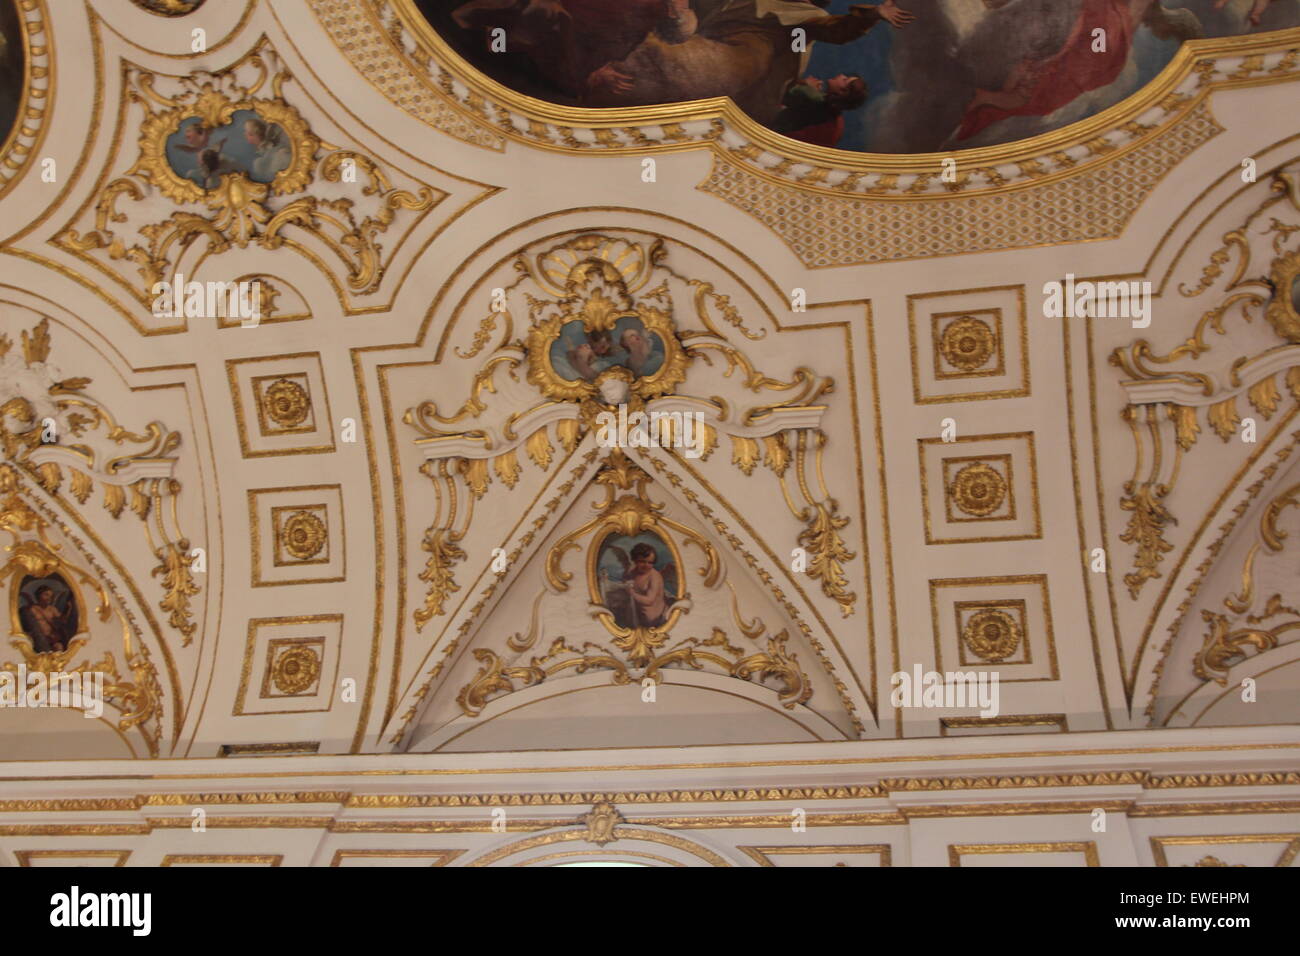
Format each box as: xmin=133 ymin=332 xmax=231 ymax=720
xmin=524 ymin=256 xmax=688 ymax=409
xmin=545 ymin=454 xmax=720 ymax=666
xmin=133 ymin=90 xmax=317 ymax=205
xmin=1264 ymin=249 xmax=1300 ymax=344
xmin=58 ymin=55 xmax=437 ymax=299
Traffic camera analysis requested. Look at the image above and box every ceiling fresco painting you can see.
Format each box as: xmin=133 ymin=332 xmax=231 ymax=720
xmin=418 ymin=0 xmax=1300 ymax=151
xmin=0 ymin=0 xmax=1295 ymax=871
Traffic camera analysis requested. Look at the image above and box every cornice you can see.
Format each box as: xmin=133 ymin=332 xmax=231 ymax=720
xmin=1 ymin=728 xmax=1297 ymax=808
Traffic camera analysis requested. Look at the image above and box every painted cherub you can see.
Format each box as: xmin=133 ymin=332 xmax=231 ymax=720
xmin=173 ymin=122 xmax=225 ymax=155
xmin=567 ymin=341 xmax=598 ymax=380
xmin=567 ymin=328 xmax=620 ymax=380
xmin=26 ymin=586 xmax=67 ymax=653
xmin=587 ymin=328 xmax=616 ymax=360
xmin=184 ymin=146 xmax=237 ymax=190
xmin=625 ymin=542 xmax=668 ymax=627
xmin=619 ymin=327 xmax=653 ymax=375
xmin=244 ymin=118 xmax=293 ymax=181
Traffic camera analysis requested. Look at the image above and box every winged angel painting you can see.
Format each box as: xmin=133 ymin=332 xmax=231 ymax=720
xmin=596 ymin=532 xmax=679 ymax=630
xmin=422 ymin=0 xmax=1300 ymax=151
xmin=16 ymin=574 xmax=80 ymax=655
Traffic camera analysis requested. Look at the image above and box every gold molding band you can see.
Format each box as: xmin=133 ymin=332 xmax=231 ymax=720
xmin=5 ymin=769 xmax=1300 ymax=814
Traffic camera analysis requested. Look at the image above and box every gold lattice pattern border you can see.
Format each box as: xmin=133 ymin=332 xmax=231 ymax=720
xmin=700 ymin=104 xmax=1221 ymax=268
xmin=310 ymin=0 xmax=505 ymax=152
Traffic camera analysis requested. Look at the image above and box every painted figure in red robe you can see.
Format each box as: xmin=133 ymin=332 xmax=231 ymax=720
xmin=956 ymin=0 xmax=1201 ymax=142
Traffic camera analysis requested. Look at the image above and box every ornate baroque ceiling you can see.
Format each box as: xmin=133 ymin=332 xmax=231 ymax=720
xmin=0 ymin=0 xmax=1298 ymax=867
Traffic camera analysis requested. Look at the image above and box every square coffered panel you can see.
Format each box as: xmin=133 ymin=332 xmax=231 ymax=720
xmin=161 ymin=855 xmax=284 ymax=867
xmin=929 ymin=574 xmax=1058 ymax=683
xmin=908 ymin=285 xmax=1029 ymax=403
xmin=249 ymin=485 xmax=345 ymax=586
xmin=740 ymin=845 xmax=893 ymax=866
xmin=14 ymin=850 xmax=131 ymax=866
xmin=236 ymin=615 xmax=342 ymax=716
xmin=226 ymin=353 xmax=334 ymax=457
xmin=918 ymin=432 xmax=1041 ymax=544
xmin=1148 ymin=834 xmax=1300 ymax=867
xmin=330 ymin=850 xmax=465 ymax=867
xmin=939 ymin=714 xmax=1068 ymax=736
xmin=949 ymin=843 xmax=1098 ymax=867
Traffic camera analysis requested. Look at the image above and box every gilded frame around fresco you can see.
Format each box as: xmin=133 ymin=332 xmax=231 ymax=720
xmin=583 ymin=513 xmax=689 ymax=653
xmin=383 ymin=0 xmax=1300 ymax=177
xmin=522 ymin=253 xmax=689 ymax=407
xmin=543 ymin=454 xmax=721 ymax=666
xmin=131 ymin=89 xmax=317 ymax=204
xmin=5 ymin=541 xmax=93 ymax=656
xmin=524 ymin=300 xmax=687 ymax=406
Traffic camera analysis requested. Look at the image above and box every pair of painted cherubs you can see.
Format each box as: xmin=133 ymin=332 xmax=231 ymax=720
xmin=567 ymin=326 xmax=654 ymax=381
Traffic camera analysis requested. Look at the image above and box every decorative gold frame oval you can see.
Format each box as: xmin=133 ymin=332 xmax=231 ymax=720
xmin=525 ymin=306 xmax=685 ymax=404
xmin=544 ymin=464 xmax=721 ymax=662
xmin=524 ymin=280 xmax=687 ymax=405
xmin=133 ymin=91 xmax=318 ymax=205
xmin=1265 ymin=249 xmax=1300 ymax=343
xmin=587 ymin=522 xmax=688 ymax=655
xmin=7 ymin=542 xmax=92 ymax=659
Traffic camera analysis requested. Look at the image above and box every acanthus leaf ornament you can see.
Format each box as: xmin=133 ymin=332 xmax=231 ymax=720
xmin=152 ymin=540 xmax=200 ymax=639
xmin=580 ymin=802 xmax=624 ymax=847
xmin=404 ymin=234 xmax=858 ymax=633
xmin=55 ymin=43 xmax=438 ymax=313
xmin=456 ymin=648 xmax=545 ymax=718
xmin=1190 ymin=478 xmax=1300 ymax=685
xmin=1 ymin=463 xmax=164 ymax=754
xmin=1 ymin=318 xmax=199 ymax=643
xmin=1112 ymin=168 xmax=1300 ymax=599
xmin=445 ymin=447 xmax=822 ymax=720
xmin=1193 ymin=611 xmax=1279 ymax=684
